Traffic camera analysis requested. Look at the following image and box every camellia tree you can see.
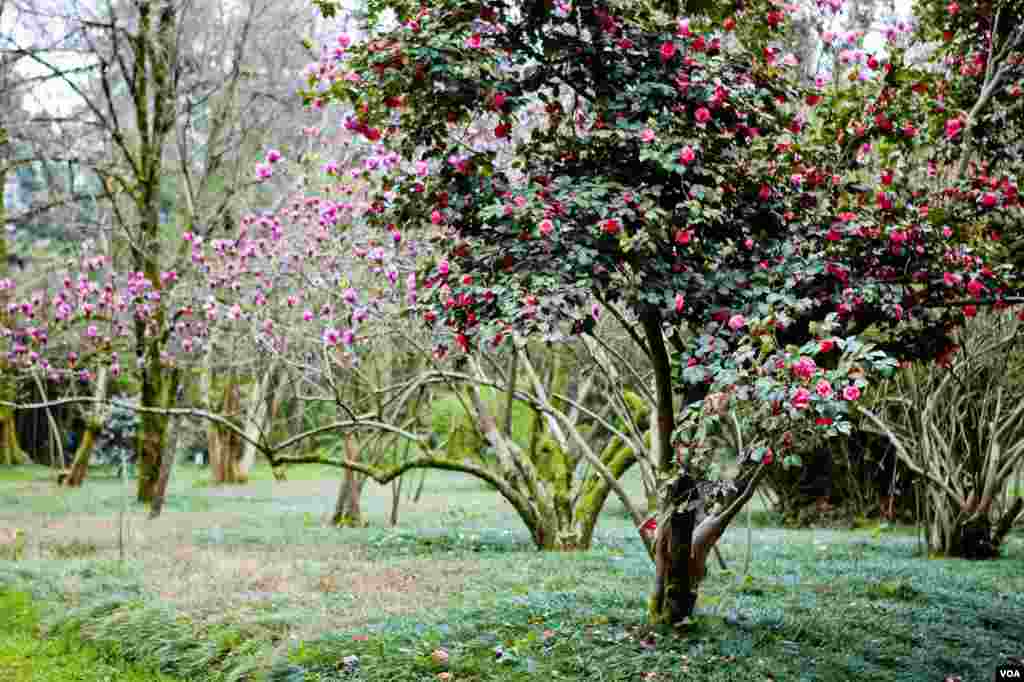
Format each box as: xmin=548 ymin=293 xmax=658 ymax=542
xmin=292 ymin=0 xmax=1024 ymax=624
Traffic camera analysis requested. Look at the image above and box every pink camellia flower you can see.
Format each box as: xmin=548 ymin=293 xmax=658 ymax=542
xmin=947 ymin=1 xmax=959 ymax=14
xmin=792 ymin=356 xmax=817 ymax=379
xmin=86 ymin=325 xmax=98 ymax=338
xmin=694 ymin=107 xmax=711 ymax=124
xmin=791 ymin=387 xmax=811 ymax=410
xmin=980 ymin=192 xmax=998 ymax=208
xmin=539 ymin=218 xmax=554 ymax=235
xmin=415 ymin=160 xmax=429 ymax=177
xmin=431 ymin=210 xmax=444 ymax=225
xmin=943 ymin=272 xmax=962 ymax=287
xmin=966 ymin=278 xmax=985 ymax=297
xmin=677 ymin=18 xmax=691 ymax=37
xmin=678 ymin=146 xmax=696 ymax=165
xmin=942 ymin=225 xmax=953 ymax=238
xmin=842 ymin=385 xmax=861 ymax=401
xmin=660 ymin=41 xmax=676 ymax=63
xmin=438 ymin=260 xmax=450 ymax=276
xmin=302 ymin=309 xmax=314 ymax=322
xmin=465 ymin=33 xmax=482 ymax=48
xmin=945 ymin=118 xmax=963 ymax=139
xmin=255 ymin=163 xmax=273 ymax=181
xmin=759 ymin=184 xmax=772 ymax=201
xmin=674 ymin=293 xmax=685 ymax=313
xmin=266 ymin=149 xmax=282 ymax=163
xmin=744 ymin=238 xmax=754 ymax=249
xmin=727 ymin=314 xmax=746 ymax=331
xmin=815 ymin=379 xmax=833 ymax=398
xmin=640 ymin=128 xmax=656 ymax=143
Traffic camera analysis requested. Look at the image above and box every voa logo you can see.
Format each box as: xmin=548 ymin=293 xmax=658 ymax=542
xmin=998 ymin=668 xmax=1022 ymax=679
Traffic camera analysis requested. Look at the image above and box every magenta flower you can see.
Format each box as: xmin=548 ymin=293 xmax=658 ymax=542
xmin=945 ymin=118 xmax=963 ymax=139
xmin=966 ymin=279 xmax=984 ymax=297
xmin=302 ymin=310 xmax=314 ymax=322
xmin=539 ymin=219 xmax=554 ymax=235
xmin=342 ymin=329 xmax=355 ymax=345
xmin=842 ymin=385 xmax=861 ymax=401
xmin=674 ymin=293 xmax=685 ymax=313
xmin=255 ymin=163 xmax=273 ymax=181
xmin=792 ymin=356 xmax=817 ymax=379
xmin=694 ymin=107 xmax=711 ymax=124
xmin=640 ymin=128 xmax=656 ymax=143
xmin=815 ymin=379 xmax=833 ymax=398
xmin=791 ymin=387 xmax=811 ymax=410
xmin=660 ymin=41 xmax=676 ymax=63
xmin=678 ymin=146 xmax=696 ymax=165
xmin=727 ymin=314 xmax=746 ymax=331
xmin=266 ymin=149 xmax=282 ymax=163
xmin=465 ymin=33 xmax=482 ymax=48
xmin=323 ymin=328 xmax=341 ymax=346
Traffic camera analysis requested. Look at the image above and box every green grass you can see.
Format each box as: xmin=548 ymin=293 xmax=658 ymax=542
xmin=0 ymin=590 xmax=179 ymax=681
xmin=0 ymin=462 xmax=1021 ymax=681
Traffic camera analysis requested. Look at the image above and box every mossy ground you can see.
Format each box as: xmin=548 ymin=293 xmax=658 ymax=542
xmin=0 ymin=462 xmax=1021 ymax=681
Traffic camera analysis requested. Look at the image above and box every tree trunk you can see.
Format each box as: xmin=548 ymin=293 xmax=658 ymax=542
xmin=411 ymin=469 xmax=427 ymax=502
xmin=331 ymin=434 xmax=365 ymax=526
xmin=64 ymin=429 xmax=97 ymax=487
xmin=237 ymin=365 xmax=275 ymax=481
xmin=148 ymin=417 xmax=181 ymax=519
xmin=136 ymin=363 xmax=178 ymax=504
xmin=207 ymin=379 xmax=243 ymax=484
xmin=648 ymin=477 xmax=700 ymax=625
xmin=62 ymin=367 xmax=110 ymax=488
xmin=390 ymin=476 xmax=403 ymax=527
xmin=0 ymin=408 xmax=26 ymax=466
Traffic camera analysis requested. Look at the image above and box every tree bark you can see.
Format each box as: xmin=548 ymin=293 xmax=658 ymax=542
xmin=331 ymin=434 xmax=365 ymax=526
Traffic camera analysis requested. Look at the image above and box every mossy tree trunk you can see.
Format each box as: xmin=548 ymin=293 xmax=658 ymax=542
xmin=64 ymin=368 xmax=110 ymax=487
xmin=331 ymin=434 xmax=365 ymax=526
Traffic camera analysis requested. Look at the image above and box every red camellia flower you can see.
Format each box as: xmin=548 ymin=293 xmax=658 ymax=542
xmin=762 ymin=449 xmax=774 ymax=465
xmin=723 ymin=17 xmax=736 ymax=31
xmin=791 ymin=388 xmax=811 ymax=410
xmin=980 ymin=192 xmax=998 ymax=208
xmin=945 ymin=118 xmax=963 ymax=139
xmin=660 ymin=41 xmax=676 ymax=63
xmin=759 ymin=184 xmax=772 ymax=201
xmin=602 ymin=218 xmax=621 ymax=235
xmin=494 ymin=123 xmax=510 ymax=138
xmin=964 ymin=304 xmax=978 ymax=318
xmin=819 ymin=339 xmax=835 ymax=353
xmin=694 ymin=107 xmax=711 ymax=124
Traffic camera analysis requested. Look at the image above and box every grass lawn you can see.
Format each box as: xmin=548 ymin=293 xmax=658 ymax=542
xmin=0 ymin=461 xmax=1021 ymax=681
xmin=0 ymin=589 xmax=177 ymax=682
